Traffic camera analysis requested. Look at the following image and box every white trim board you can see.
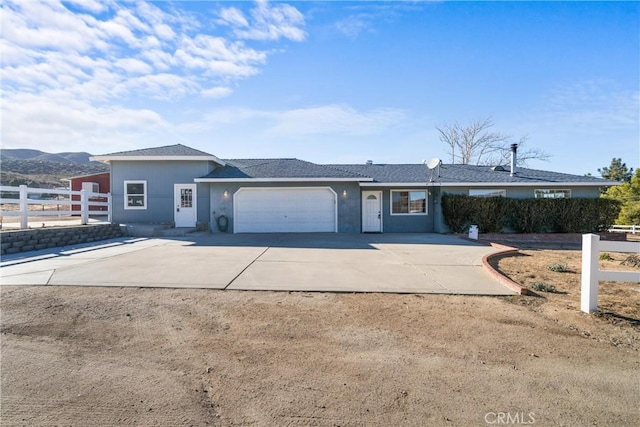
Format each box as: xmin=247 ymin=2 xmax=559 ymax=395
xmin=91 ymin=155 xmax=225 ymax=165
xmin=196 ymin=177 xmax=372 ymax=183
xmin=359 ymin=182 xmax=614 ymax=187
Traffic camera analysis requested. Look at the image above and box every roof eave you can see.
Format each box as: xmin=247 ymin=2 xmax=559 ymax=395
xmin=195 ymin=177 xmax=374 ymax=183
xmin=65 ymin=171 xmax=110 ymax=180
xmin=359 ymin=181 xmax=617 ymax=187
xmin=90 ymin=155 xmax=226 ymax=165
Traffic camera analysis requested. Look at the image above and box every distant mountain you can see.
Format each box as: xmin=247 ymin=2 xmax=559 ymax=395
xmin=0 ymin=149 xmax=48 ymax=161
xmin=0 ymin=149 xmax=108 ymax=188
xmin=0 ymin=149 xmax=95 ymax=164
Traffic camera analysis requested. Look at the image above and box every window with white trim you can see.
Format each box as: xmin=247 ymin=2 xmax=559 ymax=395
xmin=124 ymin=180 xmax=147 ymax=209
xmin=469 ymin=189 xmax=506 ymax=198
xmin=391 ymin=190 xmax=427 ymax=215
xmin=535 ymin=189 xmax=571 ymax=199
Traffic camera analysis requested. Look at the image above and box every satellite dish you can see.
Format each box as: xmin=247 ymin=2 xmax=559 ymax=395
xmin=426 ymin=158 xmax=442 ymax=170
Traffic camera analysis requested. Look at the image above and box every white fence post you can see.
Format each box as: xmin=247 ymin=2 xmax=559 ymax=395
xmin=19 ymin=185 xmax=28 ymax=229
xmin=581 ymin=234 xmax=600 ymax=313
xmin=80 ymin=189 xmax=88 ymax=225
xmin=107 ymin=192 xmax=112 ymax=223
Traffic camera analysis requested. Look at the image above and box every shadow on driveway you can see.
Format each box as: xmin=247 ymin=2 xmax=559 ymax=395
xmin=176 ymin=232 xmax=487 ymax=250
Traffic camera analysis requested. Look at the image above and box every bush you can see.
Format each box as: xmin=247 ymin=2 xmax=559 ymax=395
xmin=509 ymin=198 xmax=556 ymax=233
xmin=441 ymin=194 xmax=620 ymax=234
xmin=548 ymin=263 xmax=569 ymax=273
xmin=441 ymin=194 xmax=475 ymax=233
xmin=530 ymin=282 xmax=558 ymax=293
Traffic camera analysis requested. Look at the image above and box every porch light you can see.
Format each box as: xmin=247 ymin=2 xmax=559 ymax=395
xmin=342 ymin=190 xmax=347 ymax=197
xmin=223 ymin=190 xmax=229 ymax=198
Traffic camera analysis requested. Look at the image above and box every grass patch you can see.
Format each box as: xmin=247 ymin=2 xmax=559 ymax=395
xmin=530 ymin=282 xmax=558 ymax=293
xmin=548 ymin=263 xmax=569 ymax=273
xmin=599 ymin=252 xmax=612 ymax=261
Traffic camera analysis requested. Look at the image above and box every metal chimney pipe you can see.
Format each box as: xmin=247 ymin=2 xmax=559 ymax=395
xmin=510 ymin=144 xmax=518 ymax=176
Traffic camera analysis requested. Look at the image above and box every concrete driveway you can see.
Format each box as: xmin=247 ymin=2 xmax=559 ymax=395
xmin=0 ymin=233 xmax=515 ymax=295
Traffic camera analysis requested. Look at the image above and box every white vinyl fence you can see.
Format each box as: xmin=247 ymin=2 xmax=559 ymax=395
xmin=0 ymin=184 xmax=111 ymax=229
xmin=581 ymin=234 xmax=640 ymax=313
xmin=608 ymin=225 xmax=638 ymax=234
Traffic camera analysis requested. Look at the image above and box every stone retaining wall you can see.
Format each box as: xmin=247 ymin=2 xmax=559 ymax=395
xmin=1 ymin=224 xmax=125 ymax=256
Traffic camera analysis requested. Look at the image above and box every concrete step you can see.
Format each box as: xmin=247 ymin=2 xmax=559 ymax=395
xmin=124 ymin=223 xmax=199 ymax=237
xmin=154 ymin=227 xmax=197 ymax=237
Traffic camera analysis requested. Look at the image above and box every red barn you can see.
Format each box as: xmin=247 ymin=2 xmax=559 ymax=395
xmin=67 ymin=172 xmax=110 ymax=212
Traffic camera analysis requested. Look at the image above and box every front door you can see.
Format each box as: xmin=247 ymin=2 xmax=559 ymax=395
xmin=362 ymin=190 xmax=382 ymax=232
xmin=174 ymin=184 xmax=197 ymax=227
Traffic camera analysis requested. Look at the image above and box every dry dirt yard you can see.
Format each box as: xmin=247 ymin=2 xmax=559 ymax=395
xmin=1 ymin=243 xmax=639 ymax=426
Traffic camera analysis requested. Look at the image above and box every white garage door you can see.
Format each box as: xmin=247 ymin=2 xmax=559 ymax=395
xmin=234 ymin=187 xmax=337 ymax=233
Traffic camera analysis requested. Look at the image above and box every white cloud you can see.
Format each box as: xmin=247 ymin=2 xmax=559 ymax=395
xmin=63 ymin=0 xmax=108 ymax=14
xmin=0 ymin=93 xmax=166 ymax=151
xmin=201 ymin=87 xmax=234 ymax=99
xmin=334 ymin=15 xmax=374 ymax=38
xmin=1 ymin=0 xmax=308 ymax=150
xmin=117 ymin=74 xmax=200 ymax=100
xmin=267 ymin=105 xmax=407 ymax=136
xmin=196 ymin=104 xmax=407 ymax=136
xmin=541 ymin=80 xmax=640 ymax=130
xmin=219 ymin=0 xmax=306 ymax=41
xmin=154 ymin=23 xmax=176 ymax=40
xmin=218 ymin=7 xmax=249 ymax=28
xmin=1 ymin=1 xmax=100 ymax=52
xmin=114 ymin=58 xmax=154 ymax=75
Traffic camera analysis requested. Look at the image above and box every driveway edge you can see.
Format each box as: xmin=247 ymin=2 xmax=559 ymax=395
xmin=481 ymin=243 xmax=532 ymax=295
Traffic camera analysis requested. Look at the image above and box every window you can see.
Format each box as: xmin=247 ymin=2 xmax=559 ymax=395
xmin=535 ymin=189 xmax=571 ymax=199
xmin=469 ymin=189 xmax=506 ymax=198
xmin=391 ymin=190 xmax=427 ymax=215
xmin=180 ymin=188 xmax=193 ymax=208
xmin=124 ymin=180 xmax=147 ymax=209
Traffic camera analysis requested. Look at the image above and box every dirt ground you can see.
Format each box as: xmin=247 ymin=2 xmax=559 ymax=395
xmin=1 ymin=242 xmax=639 ymax=426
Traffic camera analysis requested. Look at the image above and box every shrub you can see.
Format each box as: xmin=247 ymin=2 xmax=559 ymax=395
xmin=441 ymin=194 xmax=474 ymax=233
xmin=509 ymin=198 xmax=556 ymax=233
xmin=530 ymin=282 xmax=558 ymax=293
xmin=599 ymin=253 xmax=612 ymax=261
xmin=441 ymin=194 xmax=621 ymax=234
xmin=621 ymin=254 xmax=640 ymax=267
xmin=548 ymin=263 xmax=569 ymax=273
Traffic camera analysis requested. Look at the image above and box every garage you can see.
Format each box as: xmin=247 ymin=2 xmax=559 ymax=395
xmin=233 ymin=187 xmax=337 ymax=233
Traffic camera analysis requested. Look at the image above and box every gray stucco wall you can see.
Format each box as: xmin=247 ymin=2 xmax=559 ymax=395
xmin=208 ymin=182 xmax=362 ymax=233
xmin=111 ymin=160 xmax=213 ymax=224
xmin=362 ymin=187 xmax=436 ymax=233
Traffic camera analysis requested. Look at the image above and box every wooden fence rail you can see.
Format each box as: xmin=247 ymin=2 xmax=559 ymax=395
xmin=0 ymin=185 xmax=111 ymax=229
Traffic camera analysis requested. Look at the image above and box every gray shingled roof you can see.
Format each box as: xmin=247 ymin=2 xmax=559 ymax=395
xmin=199 ymin=159 xmax=368 ymax=179
xmin=327 ymin=163 xmax=616 ymax=184
xmin=96 ymin=143 xmax=614 ymax=185
xmin=200 ymin=159 xmax=613 ymax=184
xmin=99 ymin=144 xmax=215 ymax=157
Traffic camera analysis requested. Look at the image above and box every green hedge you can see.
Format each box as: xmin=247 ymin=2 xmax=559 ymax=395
xmin=441 ymin=194 xmax=621 ymax=234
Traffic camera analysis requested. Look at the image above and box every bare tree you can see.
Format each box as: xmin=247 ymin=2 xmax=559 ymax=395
xmin=435 ymin=117 xmax=550 ymax=166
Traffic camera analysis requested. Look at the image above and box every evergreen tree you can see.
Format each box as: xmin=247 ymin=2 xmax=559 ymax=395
xmin=598 ymin=158 xmax=634 ymax=182
xmin=604 ymin=169 xmax=640 ymax=225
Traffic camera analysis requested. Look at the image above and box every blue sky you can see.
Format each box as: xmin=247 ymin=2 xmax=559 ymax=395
xmin=1 ymin=0 xmax=638 ymax=176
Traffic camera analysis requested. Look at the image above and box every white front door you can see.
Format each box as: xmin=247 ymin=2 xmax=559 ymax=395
xmin=362 ymin=190 xmax=382 ymax=232
xmin=174 ymin=184 xmax=197 ymax=227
